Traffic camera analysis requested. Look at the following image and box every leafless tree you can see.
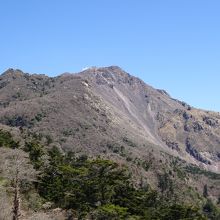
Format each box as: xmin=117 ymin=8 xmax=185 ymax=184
xmin=0 ymin=188 xmax=12 ymax=220
xmin=0 ymin=148 xmax=37 ymax=220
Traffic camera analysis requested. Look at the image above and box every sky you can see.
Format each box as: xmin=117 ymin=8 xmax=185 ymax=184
xmin=0 ymin=0 xmax=220 ymax=111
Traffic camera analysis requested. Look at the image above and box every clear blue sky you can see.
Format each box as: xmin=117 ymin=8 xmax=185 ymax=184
xmin=0 ymin=0 xmax=220 ymax=111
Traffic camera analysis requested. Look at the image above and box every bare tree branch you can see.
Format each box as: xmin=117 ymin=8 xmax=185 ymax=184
xmin=0 ymin=148 xmax=37 ymax=220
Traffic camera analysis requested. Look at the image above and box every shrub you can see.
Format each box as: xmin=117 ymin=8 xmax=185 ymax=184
xmin=91 ymin=204 xmax=129 ymax=220
xmin=0 ymin=129 xmax=19 ymax=148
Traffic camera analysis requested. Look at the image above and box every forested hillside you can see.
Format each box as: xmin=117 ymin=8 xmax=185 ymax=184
xmin=0 ymin=128 xmax=220 ymax=219
xmin=0 ymin=67 xmax=220 ymax=219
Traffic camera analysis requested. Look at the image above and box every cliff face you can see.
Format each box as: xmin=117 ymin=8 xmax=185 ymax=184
xmin=0 ymin=66 xmax=220 ymax=173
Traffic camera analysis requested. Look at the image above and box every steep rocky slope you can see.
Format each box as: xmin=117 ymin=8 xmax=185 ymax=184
xmin=0 ymin=66 xmax=220 ymax=173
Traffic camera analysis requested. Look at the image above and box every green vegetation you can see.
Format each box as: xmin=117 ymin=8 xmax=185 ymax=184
xmin=203 ymin=184 xmax=209 ymax=198
xmin=1 ymin=129 xmax=220 ymax=219
xmin=122 ymin=137 xmax=137 ymax=148
xmin=0 ymin=129 xmax=19 ymax=148
xmin=185 ymin=165 xmax=220 ymax=180
xmin=106 ymin=142 xmax=126 ymax=156
xmin=34 ymin=112 xmax=46 ymax=122
xmin=158 ymin=172 xmax=174 ymax=197
xmin=62 ymin=128 xmax=75 ymax=137
xmin=24 ymin=140 xmax=45 ymax=169
xmin=203 ymin=199 xmax=220 ymax=220
xmin=4 ymin=115 xmax=33 ymax=127
xmin=45 ymin=134 xmax=53 ymax=145
xmin=26 ymin=146 xmax=212 ymax=219
xmin=91 ymin=204 xmax=129 ymax=220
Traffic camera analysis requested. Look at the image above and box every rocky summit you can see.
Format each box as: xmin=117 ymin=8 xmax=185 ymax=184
xmin=0 ymin=66 xmax=220 ymax=219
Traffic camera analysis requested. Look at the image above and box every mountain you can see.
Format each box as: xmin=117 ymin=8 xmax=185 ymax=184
xmin=1 ymin=67 xmax=220 ymax=170
xmin=0 ymin=66 xmax=220 ymax=219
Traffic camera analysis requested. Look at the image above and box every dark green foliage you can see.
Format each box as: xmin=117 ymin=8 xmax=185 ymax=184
xmin=34 ymin=113 xmax=46 ymax=122
xmin=158 ymin=172 xmax=174 ymax=197
xmin=38 ymin=154 xmax=130 ymax=213
xmin=122 ymin=137 xmax=137 ymax=148
xmin=157 ymin=204 xmax=207 ymax=220
xmin=0 ymin=131 xmax=215 ymax=220
xmin=4 ymin=115 xmax=33 ymax=127
xmin=62 ymin=128 xmax=75 ymax=137
xmin=34 ymin=147 xmax=209 ymax=219
xmin=0 ymin=134 xmax=215 ymax=219
xmin=203 ymin=184 xmax=208 ymax=198
xmin=203 ymin=199 xmax=220 ymax=220
xmin=0 ymin=129 xmax=19 ymax=148
xmin=48 ymin=146 xmax=64 ymax=165
xmin=24 ymin=141 xmax=45 ymax=169
xmin=142 ymin=160 xmax=151 ymax=171
xmin=113 ymin=186 xmax=159 ymax=217
xmin=91 ymin=204 xmax=129 ymax=220
xmin=45 ymin=134 xmax=53 ymax=145
xmin=106 ymin=142 xmax=126 ymax=156
xmin=126 ymin=156 xmax=133 ymax=162
xmin=0 ymin=130 xmax=219 ymax=219
xmin=185 ymin=165 xmax=220 ymax=180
